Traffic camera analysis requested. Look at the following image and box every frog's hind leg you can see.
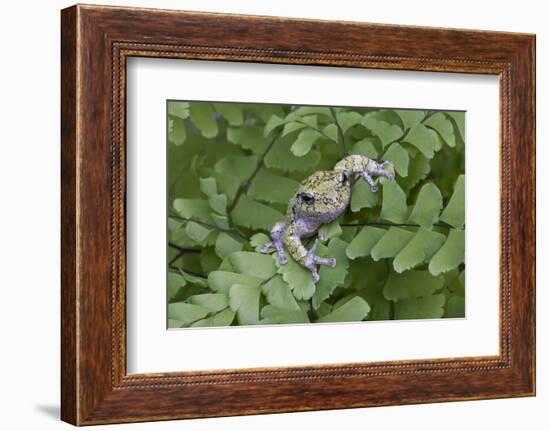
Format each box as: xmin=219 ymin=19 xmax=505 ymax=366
xmin=358 ymin=160 xmax=395 ymax=192
xmin=304 ymin=239 xmax=336 ymax=283
xmin=374 ymin=160 xmax=395 ymax=180
xmin=284 ymin=226 xmax=336 ymax=283
xmin=260 ymin=222 xmax=288 ymax=265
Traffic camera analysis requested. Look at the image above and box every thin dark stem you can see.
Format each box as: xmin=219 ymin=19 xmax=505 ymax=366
xmin=423 ymin=110 xmax=438 ymax=120
xmin=383 ymin=259 xmax=395 ymax=320
xmin=169 ymin=265 xmax=208 ymax=279
xmin=227 ymin=130 xmax=282 ymax=216
xmin=169 ymin=255 xmax=180 ymax=266
xmin=168 ymin=243 xmax=201 ymax=254
xmin=168 ymin=243 xmax=201 ymax=266
xmin=182 ymin=306 xmax=231 ymax=327
xmin=340 ymin=221 xmax=461 ymax=229
xmin=293 ymin=119 xmax=335 ymax=143
xmin=387 ymin=110 xmax=439 ymax=147
xmin=168 ymin=213 xmax=248 ymax=241
xmin=329 ymin=107 xmax=347 ymax=156
xmin=308 ymin=301 xmax=319 ymax=322
xmin=260 ymin=273 xmax=277 ymax=287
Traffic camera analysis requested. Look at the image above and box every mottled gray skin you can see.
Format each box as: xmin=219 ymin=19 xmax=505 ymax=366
xmin=261 ymin=155 xmax=395 ymax=283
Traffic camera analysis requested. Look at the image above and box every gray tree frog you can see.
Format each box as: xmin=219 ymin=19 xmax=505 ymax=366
xmin=260 ymin=155 xmax=395 ymax=283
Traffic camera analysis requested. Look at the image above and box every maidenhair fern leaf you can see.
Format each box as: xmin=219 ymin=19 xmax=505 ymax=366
xmin=232 ymin=196 xmax=283 ymax=231
xmin=229 ymin=284 xmax=262 ymax=325
xmin=189 ymin=103 xmax=218 ymax=138
xmin=260 ymin=305 xmax=310 ymax=324
xmin=402 ymin=124 xmax=438 ymax=158
xmin=440 ymin=175 xmax=465 ymax=228
xmin=383 ymin=270 xmax=444 ymax=301
xmin=424 ymin=112 xmax=456 ymax=147
xmin=394 ymin=294 xmax=446 ymax=319
xmin=371 ymin=227 xmax=415 ymax=261
xmin=317 ymin=297 xmax=371 ymax=322
xmin=392 ymin=229 xmax=446 ymax=273
xmin=346 ymin=226 xmax=386 ymax=260
xmin=408 ymin=183 xmax=443 ymax=229
xmin=428 ymin=229 xmax=465 ymax=275
xmin=380 ymin=180 xmax=408 ymax=223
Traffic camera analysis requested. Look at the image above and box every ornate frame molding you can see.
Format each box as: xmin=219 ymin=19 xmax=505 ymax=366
xmin=61 ymin=5 xmax=535 ymax=425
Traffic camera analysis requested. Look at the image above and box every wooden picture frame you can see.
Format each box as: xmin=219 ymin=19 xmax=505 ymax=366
xmin=61 ymin=4 xmax=536 ymax=425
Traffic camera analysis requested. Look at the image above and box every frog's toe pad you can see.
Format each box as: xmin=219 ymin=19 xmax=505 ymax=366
xmin=325 ymin=257 xmax=337 ymax=267
xmin=316 ymin=256 xmax=336 ymax=267
xmin=259 ymin=242 xmax=274 ymax=253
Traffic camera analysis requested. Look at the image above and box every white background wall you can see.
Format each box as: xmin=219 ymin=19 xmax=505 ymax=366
xmin=0 ymin=0 xmax=546 ymax=429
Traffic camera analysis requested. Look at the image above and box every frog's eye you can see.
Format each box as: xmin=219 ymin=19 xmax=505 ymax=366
xmin=300 ymin=193 xmax=315 ymax=205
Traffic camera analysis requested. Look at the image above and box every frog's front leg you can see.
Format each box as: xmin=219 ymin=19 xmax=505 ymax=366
xmin=284 ymin=223 xmax=336 ymax=283
xmin=260 ymin=222 xmax=288 ymax=265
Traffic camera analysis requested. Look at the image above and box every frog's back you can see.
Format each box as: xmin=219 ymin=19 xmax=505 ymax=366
xmin=334 ymin=154 xmax=377 ymax=173
xmin=299 ymin=171 xmax=341 ymax=195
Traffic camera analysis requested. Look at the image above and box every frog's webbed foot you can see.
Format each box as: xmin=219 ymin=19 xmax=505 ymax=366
xmin=260 ymin=222 xmax=288 ymax=265
xmin=304 ymin=239 xmax=336 ymax=283
xmin=380 ymin=160 xmax=395 ymax=180
xmin=357 ymin=160 xmax=396 ymax=192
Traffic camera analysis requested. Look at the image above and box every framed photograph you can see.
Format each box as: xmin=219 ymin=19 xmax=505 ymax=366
xmin=61 ymin=4 xmax=536 ymax=425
